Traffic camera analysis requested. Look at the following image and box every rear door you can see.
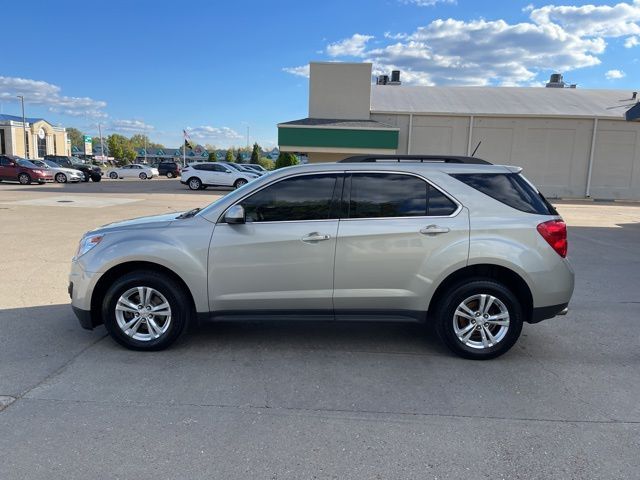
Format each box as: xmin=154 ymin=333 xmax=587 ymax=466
xmin=333 ymin=171 xmax=469 ymax=318
xmin=0 ymin=156 xmax=18 ymax=180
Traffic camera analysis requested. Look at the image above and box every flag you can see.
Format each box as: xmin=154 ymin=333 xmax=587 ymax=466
xmin=183 ymin=129 xmax=194 ymax=150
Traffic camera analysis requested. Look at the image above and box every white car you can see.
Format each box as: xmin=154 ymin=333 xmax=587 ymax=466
xmin=106 ymin=164 xmax=158 ymax=180
xmin=180 ymin=162 xmax=259 ymax=190
xmin=30 ymin=160 xmax=84 ymax=183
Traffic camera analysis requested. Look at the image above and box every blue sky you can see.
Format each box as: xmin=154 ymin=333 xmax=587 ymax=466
xmin=1 ymin=0 xmax=638 ymax=148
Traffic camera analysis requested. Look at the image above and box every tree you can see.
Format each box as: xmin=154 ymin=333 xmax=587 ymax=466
xmin=107 ymin=134 xmax=136 ymax=163
xmin=235 ymin=150 xmax=243 ymax=163
xmin=225 ymin=149 xmax=234 ymax=162
xmin=208 ymin=151 xmax=217 ymax=162
xmin=66 ymin=127 xmax=84 ymax=149
xmin=250 ymin=142 xmax=260 ymax=164
xmin=258 ymin=157 xmax=275 ymax=171
xmin=275 ymin=152 xmax=299 ymax=169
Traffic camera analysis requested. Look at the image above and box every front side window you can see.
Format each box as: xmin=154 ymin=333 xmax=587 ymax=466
xmin=348 ymin=173 xmax=457 ymax=218
xmin=241 ymin=174 xmax=338 ymax=222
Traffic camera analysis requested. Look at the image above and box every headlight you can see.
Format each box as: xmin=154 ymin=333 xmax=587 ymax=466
xmin=75 ymin=234 xmax=104 ymax=258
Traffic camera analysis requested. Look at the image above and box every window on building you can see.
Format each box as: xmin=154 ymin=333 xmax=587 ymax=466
xmin=0 ymin=129 xmax=5 ymax=155
xmin=37 ymin=134 xmax=47 ymax=158
xmin=53 ymin=134 xmax=57 ymax=154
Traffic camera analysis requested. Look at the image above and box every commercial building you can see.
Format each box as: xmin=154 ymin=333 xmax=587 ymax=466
xmin=278 ymin=62 xmax=640 ymax=200
xmin=0 ymin=114 xmax=69 ymax=159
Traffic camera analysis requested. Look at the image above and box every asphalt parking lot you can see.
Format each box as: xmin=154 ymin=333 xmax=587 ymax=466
xmin=0 ymin=178 xmax=639 ymax=479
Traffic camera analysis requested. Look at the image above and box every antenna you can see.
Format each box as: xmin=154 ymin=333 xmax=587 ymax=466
xmin=471 ymin=141 xmax=482 ymax=157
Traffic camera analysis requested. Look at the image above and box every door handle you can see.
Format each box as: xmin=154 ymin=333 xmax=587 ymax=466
xmin=420 ymin=225 xmax=450 ymax=235
xmin=301 ymin=232 xmax=331 ymax=243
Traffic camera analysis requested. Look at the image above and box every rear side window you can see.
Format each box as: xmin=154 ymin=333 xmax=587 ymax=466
xmin=348 ymin=173 xmax=457 ymax=218
xmin=451 ymin=173 xmax=556 ymax=215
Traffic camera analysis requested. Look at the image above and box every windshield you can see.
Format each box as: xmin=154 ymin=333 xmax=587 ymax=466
xmin=30 ymin=160 xmax=48 ymax=168
xmin=18 ymin=160 xmax=38 ymax=168
xmin=44 ymin=160 xmax=60 ymax=168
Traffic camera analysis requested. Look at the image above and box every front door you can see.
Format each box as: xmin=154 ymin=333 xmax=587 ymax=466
xmin=208 ymin=173 xmax=343 ymax=315
xmin=333 ymin=172 xmax=469 ymax=318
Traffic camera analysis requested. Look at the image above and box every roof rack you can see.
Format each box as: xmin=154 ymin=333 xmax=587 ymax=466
xmin=338 ymin=154 xmax=492 ymax=165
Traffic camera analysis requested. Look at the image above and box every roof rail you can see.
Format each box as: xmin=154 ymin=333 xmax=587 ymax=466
xmin=338 ymin=154 xmax=492 ymax=165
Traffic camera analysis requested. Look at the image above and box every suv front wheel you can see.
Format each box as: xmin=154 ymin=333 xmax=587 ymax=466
xmin=101 ymin=270 xmax=191 ymax=351
xmin=434 ymin=279 xmax=523 ymax=360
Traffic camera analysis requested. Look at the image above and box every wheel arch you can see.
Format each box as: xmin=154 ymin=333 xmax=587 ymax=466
xmin=90 ymin=261 xmax=197 ymax=327
xmin=428 ymin=264 xmax=534 ymax=323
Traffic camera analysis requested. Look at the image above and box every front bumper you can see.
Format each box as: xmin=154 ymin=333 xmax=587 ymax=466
xmin=69 ymin=260 xmax=101 ymax=329
xmin=72 ymin=304 xmax=96 ymax=330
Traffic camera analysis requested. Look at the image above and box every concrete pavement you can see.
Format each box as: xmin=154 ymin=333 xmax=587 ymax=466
xmin=0 ymin=179 xmax=639 ymax=479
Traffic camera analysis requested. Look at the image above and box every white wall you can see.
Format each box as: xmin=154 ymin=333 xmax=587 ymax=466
xmin=371 ymin=112 xmax=640 ymax=199
xmin=309 ymin=63 xmax=372 ymax=120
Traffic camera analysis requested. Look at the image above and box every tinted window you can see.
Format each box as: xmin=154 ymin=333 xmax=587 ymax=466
xmin=241 ymin=174 xmax=338 ymax=222
xmin=211 ymin=164 xmax=229 ymax=172
xmin=348 ymin=173 xmax=455 ymax=218
xmin=451 ymin=173 xmax=556 ymax=215
xmin=428 ymin=185 xmax=458 ymax=216
xmin=349 ymin=173 xmax=427 ymax=218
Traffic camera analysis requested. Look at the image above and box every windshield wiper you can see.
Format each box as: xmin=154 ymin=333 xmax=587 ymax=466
xmin=176 ymin=207 xmax=201 ymax=219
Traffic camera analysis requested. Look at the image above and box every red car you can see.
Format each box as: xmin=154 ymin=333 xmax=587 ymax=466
xmin=0 ymin=155 xmax=54 ymax=184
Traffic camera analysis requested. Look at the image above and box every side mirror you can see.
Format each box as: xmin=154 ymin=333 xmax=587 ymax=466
xmin=224 ymin=205 xmax=245 ymax=224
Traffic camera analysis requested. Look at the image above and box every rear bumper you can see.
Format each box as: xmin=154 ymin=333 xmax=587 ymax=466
xmin=529 ymin=303 xmax=569 ymax=324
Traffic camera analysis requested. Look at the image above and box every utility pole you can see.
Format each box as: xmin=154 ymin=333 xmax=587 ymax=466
xmin=144 ymin=127 xmax=147 ymax=164
xmin=98 ymin=123 xmax=105 ymax=165
xmin=246 ymin=125 xmax=249 ymax=150
xmin=17 ymin=95 xmax=28 ymax=158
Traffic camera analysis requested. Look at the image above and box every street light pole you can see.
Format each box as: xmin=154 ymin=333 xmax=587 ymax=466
xmin=98 ymin=123 xmax=105 ymax=165
xmin=17 ymin=95 xmax=28 ymax=158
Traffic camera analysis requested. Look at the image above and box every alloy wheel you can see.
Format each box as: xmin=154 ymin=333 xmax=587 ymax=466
xmin=115 ymin=286 xmax=172 ymax=342
xmin=452 ymin=294 xmax=510 ymax=349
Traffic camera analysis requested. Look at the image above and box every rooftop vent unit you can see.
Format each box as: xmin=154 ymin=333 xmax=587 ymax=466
xmin=376 ymin=71 xmax=401 ymax=86
xmin=545 ymin=73 xmax=577 ymax=89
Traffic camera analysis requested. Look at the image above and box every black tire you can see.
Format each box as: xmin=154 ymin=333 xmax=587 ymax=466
xmin=139 ymin=172 xmax=148 ymax=180
xmin=234 ymin=178 xmax=248 ymax=189
xmin=18 ymin=173 xmax=31 ymax=185
xmin=109 ymin=172 xmax=118 ymax=179
xmin=434 ymin=279 xmax=523 ymax=360
xmin=91 ymin=174 xmax=102 ymax=182
xmin=55 ymin=173 xmax=67 ymax=183
xmin=187 ymin=177 xmax=202 ymax=190
xmin=101 ymin=270 xmax=191 ymax=351
xmin=166 ymin=171 xmax=174 ymax=178
xmin=81 ymin=171 xmax=90 ymax=182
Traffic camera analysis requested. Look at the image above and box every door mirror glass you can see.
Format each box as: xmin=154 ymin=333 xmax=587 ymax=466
xmin=224 ymin=205 xmax=245 ymax=224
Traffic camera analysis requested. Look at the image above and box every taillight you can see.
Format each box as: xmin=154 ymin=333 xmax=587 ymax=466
xmin=537 ymin=220 xmax=567 ymax=258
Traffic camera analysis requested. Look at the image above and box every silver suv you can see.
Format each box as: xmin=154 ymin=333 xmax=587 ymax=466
xmin=69 ymin=155 xmax=574 ymax=359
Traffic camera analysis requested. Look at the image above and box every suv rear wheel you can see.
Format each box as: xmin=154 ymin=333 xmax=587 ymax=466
xmin=434 ymin=279 xmax=523 ymax=360
xmin=166 ymin=171 xmax=175 ymax=178
xmin=101 ymin=270 xmax=191 ymax=351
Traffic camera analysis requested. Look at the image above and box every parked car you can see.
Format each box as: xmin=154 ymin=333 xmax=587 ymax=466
xmin=217 ymin=161 xmax=265 ymax=176
xmin=242 ymin=164 xmax=268 ymax=175
xmin=155 ymin=161 xmax=181 ymax=178
xmin=69 ymin=155 xmax=574 ymax=359
xmin=44 ymin=155 xmax=102 ymax=182
xmin=30 ymin=160 xmax=84 ymax=183
xmin=0 ymin=155 xmax=54 ymax=184
xmin=106 ymin=164 xmax=159 ymax=180
xmin=180 ymin=162 xmax=259 ymax=190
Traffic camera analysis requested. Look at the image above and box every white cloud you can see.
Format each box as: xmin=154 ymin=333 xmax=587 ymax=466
xmin=529 ymin=1 xmax=640 ymax=37
xmin=327 ymin=34 xmax=374 ymax=57
xmin=186 ymin=126 xmax=243 ymax=142
xmin=625 ymin=35 xmax=639 ymax=47
xmin=605 ymin=69 xmax=626 ymax=79
xmin=284 ymin=1 xmax=640 ymax=86
xmin=400 ymin=0 xmax=456 ymax=6
xmin=109 ymin=119 xmax=154 ymax=134
xmin=282 ymin=65 xmax=310 ymax=78
xmin=0 ymin=76 xmax=107 ymax=118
